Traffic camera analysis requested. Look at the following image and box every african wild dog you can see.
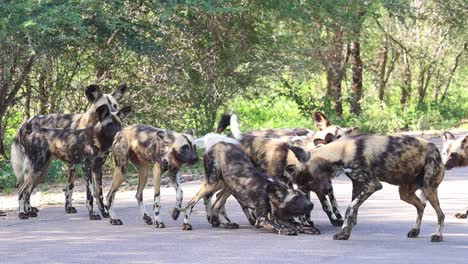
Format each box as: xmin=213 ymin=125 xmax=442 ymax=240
xmin=13 ymin=105 xmax=131 ymax=220
xmin=11 ymin=84 xmax=127 ymax=218
xmin=288 ymin=134 xmax=446 ymax=242
xmin=181 ymin=136 xmax=313 ymax=235
xmin=106 ymin=125 xmax=198 ymax=227
xmin=442 ymin=131 xmax=468 ymax=219
xmin=215 ymin=113 xmax=348 ymax=230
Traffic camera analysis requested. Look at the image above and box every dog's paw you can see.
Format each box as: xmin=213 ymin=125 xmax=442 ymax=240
xmin=110 ymin=218 xmax=123 ymax=225
xmin=455 ymin=213 xmax=468 ymax=219
xmin=154 ymin=221 xmax=165 ymax=228
xmin=172 ymin=208 xmax=180 ymax=220
xmin=431 ymin=234 xmax=443 ymax=242
xmin=224 ymin=223 xmax=239 ymax=229
xmin=65 ymin=206 xmax=77 ymax=214
xmin=248 ymin=218 xmax=256 ymax=226
xmin=28 ymin=211 xmax=38 ymax=218
xmin=89 ymin=212 xmax=101 ymax=220
xmin=330 ymin=218 xmax=344 ymax=227
xmin=333 ymin=229 xmax=350 ymax=240
xmin=211 ymin=217 xmax=221 ymax=227
xmin=101 ymin=211 xmax=110 ymax=218
xmin=143 ymin=214 xmax=153 ymax=225
xmin=407 ymin=228 xmax=420 ymax=238
xmin=303 ymin=226 xmax=321 ymax=235
xmin=18 ymin=212 xmax=29 ymax=219
xmin=30 ymin=207 xmax=39 ymax=213
xmin=182 ymin=223 xmax=192 ymax=230
xmin=280 ymin=228 xmax=297 ymax=236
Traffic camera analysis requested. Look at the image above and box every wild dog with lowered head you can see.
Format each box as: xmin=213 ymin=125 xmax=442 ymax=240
xmin=288 ymin=134 xmax=446 ymax=242
xmin=442 ymin=131 xmax=468 ymax=218
xmin=14 ymin=105 xmax=131 ymax=219
xmin=181 ymin=137 xmax=313 ymax=235
xmin=11 ymin=84 xmax=127 ymax=217
xmin=106 ymin=125 xmax=198 ymax=227
xmin=216 ymin=113 xmax=345 ymax=229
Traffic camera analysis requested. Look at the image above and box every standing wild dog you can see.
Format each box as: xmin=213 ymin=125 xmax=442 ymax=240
xmin=442 ymin=131 xmax=468 ymax=218
xmin=11 ymin=84 xmax=127 ymax=218
xmin=216 ymin=113 xmax=348 ymax=229
xmin=181 ymin=137 xmax=313 ymax=235
xmin=106 ymin=125 xmax=198 ymax=227
xmin=14 ymin=105 xmax=131 ymax=219
xmin=288 ymin=134 xmax=446 ymax=242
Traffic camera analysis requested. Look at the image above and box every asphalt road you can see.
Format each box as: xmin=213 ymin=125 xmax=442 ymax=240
xmin=1 ymin=136 xmax=468 ymax=264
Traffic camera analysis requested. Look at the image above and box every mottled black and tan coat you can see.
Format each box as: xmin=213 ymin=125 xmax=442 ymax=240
xmin=288 ymin=134 xmax=446 ymax=242
xmin=14 ymin=105 xmax=131 ymax=220
xmin=442 ymin=131 xmax=468 ymax=218
xmin=11 ymin=84 xmax=127 ymax=218
xmin=106 ymin=125 xmax=198 ymax=227
xmin=181 ymin=139 xmax=313 ymax=235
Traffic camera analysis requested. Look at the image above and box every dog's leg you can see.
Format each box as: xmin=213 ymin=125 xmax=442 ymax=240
xmin=168 ymin=169 xmax=183 ymax=221
xmin=328 ymin=190 xmax=343 ymax=225
xmin=316 ymin=193 xmax=342 ymax=227
xmin=182 ymin=181 xmax=223 ymax=230
xmin=65 ymin=165 xmax=77 ymax=214
xmin=212 ymin=188 xmax=239 ymax=229
xmin=92 ymin=155 xmax=109 ymax=218
xmin=152 ymin=164 xmax=165 ymax=228
xmin=135 ymin=164 xmax=152 ymax=225
xmin=241 ymin=205 xmax=256 ymax=226
xmin=423 ymin=187 xmax=445 ymax=242
xmin=84 ymin=159 xmax=100 ymax=220
xmin=334 ymin=178 xmax=382 ymax=240
xmin=106 ymin=163 xmax=126 ymax=225
xmin=203 ymin=193 xmax=214 ymax=224
xmin=399 ymin=185 xmax=426 ymax=239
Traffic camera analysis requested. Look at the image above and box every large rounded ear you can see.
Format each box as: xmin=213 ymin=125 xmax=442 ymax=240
xmin=216 ymin=113 xmax=233 ymax=133
xmin=324 ymin=133 xmax=335 ymax=143
xmin=117 ymin=106 xmax=132 ymax=120
xmin=185 ymin=128 xmax=195 ymax=137
xmin=462 ymin=135 xmax=468 ymax=148
xmin=111 ymin=84 xmax=127 ymax=101
xmin=266 ymin=183 xmax=285 ymax=204
xmin=85 ymin=85 xmax=103 ymax=102
xmin=96 ymin=105 xmax=110 ymax=122
xmin=284 ymin=144 xmax=311 ymax=162
xmin=314 ymin=112 xmax=331 ymax=131
xmin=345 ymin=127 xmax=358 ymax=135
xmin=156 ymin=130 xmax=172 ymax=145
xmin=442 ymin=131 xmax=456 ymax=142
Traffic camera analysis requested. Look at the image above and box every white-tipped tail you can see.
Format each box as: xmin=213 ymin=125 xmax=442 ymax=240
xmin=194 ymin=133 xmax=239 ymax=152
xmin=229 ymin=114 xmax=242 ymax=140
xmin=10 ymin=139 xmax=29 ymax=186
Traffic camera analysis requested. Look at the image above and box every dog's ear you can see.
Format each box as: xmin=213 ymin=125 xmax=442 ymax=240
xmin=156 ymin=130 xmax=173 ymax=145
xmin=314 ymin=112 xmax=331 ymax=131
xmin=96 ymin=105 xmax=110 ymax=122
xmin=117 ymin=106 xmax=132 ymax=120
xmin=313 ymin=138 xmax=326 ymax=146
xmin=461 ymin=135 xmax=468 ymax=149
xmin=216 ymin=113 xmax=233 ymax=133
xmin=345 ymin=127 xmax=358 ymax=135
xmin=442 ymin=131 xmax=456 ymax=142
xmin=324 ymin=133 xmax=335 ymax=143
xmin=285 ymin=144 xmax=311 ymax=162
xmin=112 ymin=84 xmax=127 ymax=101
xmin=185 ymin=128 xmax=195 ymax=137
xmin=85 ymin=85 xmax=103 ymax=102
xmin=266 ymin=183 xmax=286 ymax=204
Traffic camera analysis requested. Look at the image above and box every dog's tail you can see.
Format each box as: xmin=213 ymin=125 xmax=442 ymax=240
xmin=11 ymin=122 xmax=33 ymax=187
xmin=216 ymin=113 xmax=233 ymax=133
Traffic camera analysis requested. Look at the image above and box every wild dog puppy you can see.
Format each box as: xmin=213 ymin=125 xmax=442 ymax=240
xmin=288 ymin=134 xmax=446 ymax=242
xmin=14 ymin=105 xmax=131 ymax=220
xmin=11 ymin=84 xmax=127 ymax=217
xmin=216 ymin=113 xmax=344 ymax=228
xmin=181 ymin=139 xmax=313 ymax=235
xmin=442 ymin=131 xmax=468 ymax=218
xmin=106 ymin=125 xmax=198 ymax=227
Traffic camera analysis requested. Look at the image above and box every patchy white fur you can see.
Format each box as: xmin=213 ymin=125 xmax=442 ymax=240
xmin=229 ymin=114 xmax=243 ymax=140
xmin=194 ymin=133 xmax=239 ymax=152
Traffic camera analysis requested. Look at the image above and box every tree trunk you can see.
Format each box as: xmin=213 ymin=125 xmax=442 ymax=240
xmin=378 ymin=45 xmax=388 ymax=101
xmin=441 ymin=43 xmax=466 ymax=102
xmin=350 ymin=40 xmax=363 ymax=115
xmin=400 ymin=52 xmax=411 ymax=107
